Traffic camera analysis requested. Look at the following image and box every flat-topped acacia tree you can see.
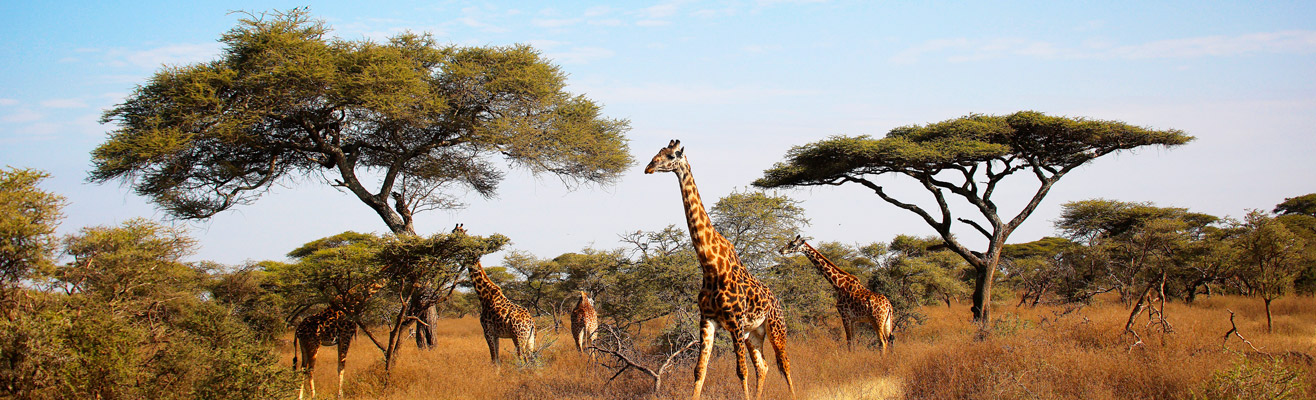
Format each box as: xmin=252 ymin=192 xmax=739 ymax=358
xmin=754 ymin=111 xmax=1193 ymax=323
xmin=90 ymin=8 xmax=631 ymax=346
xmin=90 ymin=9 xmax=632 ymax=234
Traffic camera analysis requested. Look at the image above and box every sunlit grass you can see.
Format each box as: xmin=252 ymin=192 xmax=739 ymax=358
xmin=280 ymin=295 xmax=1315 ymax=399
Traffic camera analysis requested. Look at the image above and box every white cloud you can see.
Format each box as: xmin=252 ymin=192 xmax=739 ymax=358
xmin=544 ymin=47 xmax=616 ymax=65
xmin=40 ymin=98 xmax=89 ymax=109
xmin=0 ymin=99 xmax=17 ymax=106
xmin=585 ymin=83 xmax=817 ymax=105
xmin=533 ymin=18 xmax=582 ymax=28
xmin=636 ymin=19 xmax=670 ymax=27
xmin=742 ymin=44 xmax=783 ymax=54
xmin=1106 ymin=30 xmax=1316 ymax=59
xmin=1 ymin=108 xmax=43 ymax=123
xmin=890 ymin=30 xmax=1316 ymax=64
xmin=104 ymin=42 xmax=223 ymax=70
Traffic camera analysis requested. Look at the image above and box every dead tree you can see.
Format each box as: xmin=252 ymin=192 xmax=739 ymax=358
xmin=588 ymin=324 xmax=699 ymax=394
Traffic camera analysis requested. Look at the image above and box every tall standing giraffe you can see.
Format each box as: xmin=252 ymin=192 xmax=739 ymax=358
xmin=780 ymin=235 xmax=895 ymax=352
xmin=293 ymin=278 xmax=387 ymax=400
xmin=452 ymin=224 xmax=537 ymax=367
xmin=645 ymin=139 xmax=795 ymax=400
xmin=571 ymin=291 xmax=599 ymax=353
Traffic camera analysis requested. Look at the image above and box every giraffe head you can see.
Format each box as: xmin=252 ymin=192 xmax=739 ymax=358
xmin=452 ymin=223 xmax=466 ymax=235
xmin=779 ymin=235 xmax=809 ymax=255
xmin=578 ymin=290 xmax=592 ymax=304
xmin=644 ymin=139 xmax=686 ymax=174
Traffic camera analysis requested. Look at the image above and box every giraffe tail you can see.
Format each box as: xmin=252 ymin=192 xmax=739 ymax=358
xmin=768 ymin=308 xmax=795 ymax=396
xmin=291 ymin=333 xmax=299 ymax=370
xmin=884 ymin=310 xmax=896 ymax=345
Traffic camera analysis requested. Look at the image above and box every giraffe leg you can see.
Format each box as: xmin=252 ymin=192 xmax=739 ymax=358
xmin=511 ymin=334 xmax=524 ymax=364
xmin=692 ymin=318 xmax=717 ymax=400
xmin=337 ymin=337 xmax=351 ymax=399
xmin=733 ymin=335 xmax=751 ymax=400
xmin=485 ymin=333 xmax=500 ymax=366
xmin=747 ymin=329 xmax=769 ymax=400
xmin=840 ymin=313 xmax=855 ymax=352
xmin=298 ymin=341 xmax=318 ymax=400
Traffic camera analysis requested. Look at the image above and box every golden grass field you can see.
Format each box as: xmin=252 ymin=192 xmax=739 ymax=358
xmin=281 ymin=295 xmax=1315 ymax=399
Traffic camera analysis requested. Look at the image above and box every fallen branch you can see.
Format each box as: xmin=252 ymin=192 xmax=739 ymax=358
xmin=1221 ymin=309 xmax=1267 ymax=355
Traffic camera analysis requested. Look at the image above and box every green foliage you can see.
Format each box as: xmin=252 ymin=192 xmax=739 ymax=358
xmin=205 ymin=262 xmax=288 ymax=343
xmin=1273 ymin=193 xmax=1316 ymax=217
xmin=709 ymin=190 xmax=809 ymax=273
xmin=91 ymin=8 xmax=632 ymax=233
xmin=269 ymin=231 xmax=386 ymax=320
xmin=2 ymin=220 xmax=298 ymax=399
xmin=755 ymin=111 xmax=1192 ymax=188
xmin=756 ymin=111 xmax=1192 ymax=323
xmin=0 ymin=168 xmax=65 ymax=314
xmin=1193 ymin=356 xmax=1310 ymax=400
xmin=1233 ymin=211 xmax=1305 ymax=324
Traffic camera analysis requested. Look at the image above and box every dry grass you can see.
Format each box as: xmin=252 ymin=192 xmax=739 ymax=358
xmin=280 ymin=295 xmax=1315 ymax=399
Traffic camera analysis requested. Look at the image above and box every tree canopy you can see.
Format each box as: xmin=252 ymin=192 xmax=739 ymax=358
xmin=1274 ymin=193 xmax=1316 ymax=217
xmin=755 ymin=111 xmax=1193 ymax=322
xmin=90 ymin=9 xmax=632 ymax=234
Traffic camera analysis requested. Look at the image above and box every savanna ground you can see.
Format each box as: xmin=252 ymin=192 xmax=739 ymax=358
xmin=282 ymin=295 xmax=1316 ymax=399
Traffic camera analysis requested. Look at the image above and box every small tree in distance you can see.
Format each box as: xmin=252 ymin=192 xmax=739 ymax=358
xmin=755 ymin=111 xmax=1193 ymax=324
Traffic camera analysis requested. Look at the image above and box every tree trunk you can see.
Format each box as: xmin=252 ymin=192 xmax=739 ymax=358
xmin=1264 ymin=298 xmax=1273 ymax=333
xmin=971 ymin=264 xmax=994 ymax=323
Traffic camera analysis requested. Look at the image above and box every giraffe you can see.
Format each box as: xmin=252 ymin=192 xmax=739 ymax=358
xmin=571 ymin=291 xmax=599 ymax=353
xmin=780 ymin=235 xmax=895 ymax=352
xmin=645 ymin=139 xmax=795 ymax=400
xmin=452 ymin=224 xmax=537 ymax=367
xmin=292 ymin=278 xmax=387 ymax=400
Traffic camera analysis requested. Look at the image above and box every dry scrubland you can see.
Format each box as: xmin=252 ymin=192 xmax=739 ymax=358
xmin=282 ymin=295 xmax=1315 ymax=399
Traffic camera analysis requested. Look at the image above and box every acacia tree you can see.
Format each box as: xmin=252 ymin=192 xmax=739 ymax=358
xmin=1234 ymin=210 xmax=1305 ymax=333
xmin=90 ymin=9 xmax=631 ymax=342
xmin=755 ymin=111 xmax=1192 ymax=323
xmin=0 ymin=168 xmax=64 ymax=318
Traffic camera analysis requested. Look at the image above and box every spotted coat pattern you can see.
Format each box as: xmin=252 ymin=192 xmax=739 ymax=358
xmin=645 ymin=139 xmax=796 ymax=400
xmin=453 ymin=224 xmax=537 ymax=366
xmin=780 ymin=235 xmax=895 ymax=352
xmin=571 ymin=291 xmax=599 ymax=353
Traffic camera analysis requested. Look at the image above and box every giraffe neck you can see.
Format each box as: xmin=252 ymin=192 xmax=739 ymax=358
xmin=467 ymin=260 xmax=507 ymax=305
xmin=673 ymin=164 xmax=738 ymax=276
xmin=801 ymin=243 xmax=861 ymax=290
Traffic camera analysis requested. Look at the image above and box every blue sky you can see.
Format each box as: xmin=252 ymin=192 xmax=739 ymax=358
xmin=2 ymin=1 xmax=1314 ymax=265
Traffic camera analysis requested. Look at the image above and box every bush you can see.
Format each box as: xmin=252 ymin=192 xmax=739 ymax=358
xmin=1193 ymin=356 xmax=1311 ymax=400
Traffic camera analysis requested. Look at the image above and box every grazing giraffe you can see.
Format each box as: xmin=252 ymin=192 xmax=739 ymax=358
xmin=452 ymin=224 xmax=537 ymax=367
xmin=571 ymin=291 xmax=599 ymax=353
xmin=645 ymin=139 xmax=795 ymax=400
xmin=292 ymin=279 xmax=386 ymax=400
xmin=780 ymin=235 xmax=895 ymax=352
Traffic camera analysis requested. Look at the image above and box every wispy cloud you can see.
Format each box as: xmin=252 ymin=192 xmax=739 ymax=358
xmin=40 ymin=98 xmax=89 ymax=109
xmin=1108 ymin=30 xmax=1316 ymax=59
xmin=1 ymin=108 xmax=44 ymax=123
xmin=891 ymin=30 xmax=1316 ymax=64
xmin=100 ymin=43 xmax=223 ymax=70
xmin=544 ymin=47 xmax=615 ymax=65
xmin=586 ymin=83 xmax=817 ymax=105
xmin=0 ymin=99 xmax=17 ymax=106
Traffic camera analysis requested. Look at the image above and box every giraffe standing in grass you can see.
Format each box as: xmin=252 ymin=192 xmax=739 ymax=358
xmin=780 ymin=235 xmax=895 ymax=352
xmin=293 ymin=279 xmax=386 ymax=400
xmin=453 ymin=224 xmax=537 ymax=367
xmin=645 ymin=139 xmax=795 ymax=400
xmin=571 ymin=291 xmax=599 ymax=353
